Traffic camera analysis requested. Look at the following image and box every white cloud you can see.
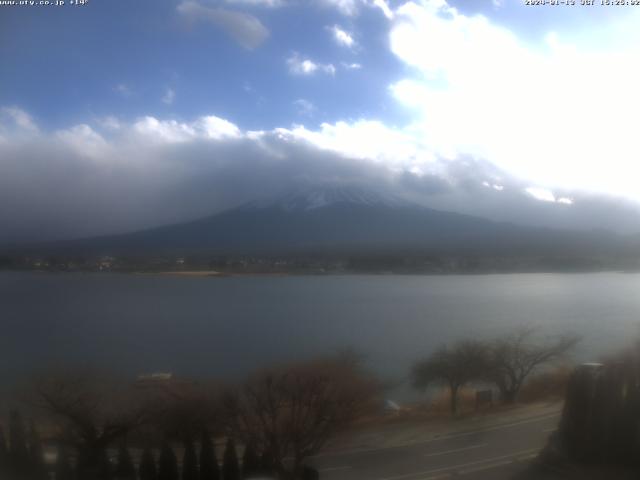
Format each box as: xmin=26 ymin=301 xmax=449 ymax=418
xmin=322 ymin=0 xmax=393 ymax=18
xmin=113 ymin=83 xmax=133 ymax=98
xmin=132 ymin=117 xmax=195 ymax=143
xmin=177 ymin=1 xmax=269 ymax=49
xmin=294 ymin=99 xmax=316 ymax=117
xmin=329 ymin=25 xmax=355 ymax=48
xmin=6 ymin=107 xmax=640 ymax=244
xmin=56 ymin=124 xmax=109 ymax=159
xmin=1 ymin=106 xmax=38 ymax=133
xmin=197 ymin=116 xmax=242 ymax=139
xmin=224 ymin=0 xmax=284 ymax=6
xmin=389 ymin=0 xmax=640 ymax=202
xmin=287 ymin=53 xmax=336 ymax=76
xmin=483 ymin=181 xmax=504 ymax=191
xmin=323 ymin=0 xmax=360 ymax=15
xmin=372 ymin=0 xmax=393 ymax=19
xmin=526 ymin=187 xmax=556 ymax=203
xmin=342 ymin=62 xmax=362 ymax=70
xmin=0 ymin=109 xmax=432 ymax=187
xmin=98 ymin=116 xmax=122 ymax=131
xmin=0 ymin=110 xmax=423 ymax=242
xmin=162 ymin=87 xmax=176 ymax=105
xmin=280 ymin=120 xmax=433 ymax=168
xmin=525 ymin=187 xmax=573 ymax=205
xmin=132 ymin=115 xmax=241 ymax=143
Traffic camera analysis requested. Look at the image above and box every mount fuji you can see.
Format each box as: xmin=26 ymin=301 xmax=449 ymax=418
xmin=17 ymin=184 xmax=630 ymax=259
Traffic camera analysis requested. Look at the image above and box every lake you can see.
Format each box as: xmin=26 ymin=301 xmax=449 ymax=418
xmin=1 ymin=271 xmax=639 ymax=398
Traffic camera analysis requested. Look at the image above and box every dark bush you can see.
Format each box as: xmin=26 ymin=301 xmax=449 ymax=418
xmin=301 ymin=465 xmax=319 ymax=480
xmin=9 ymin=410 xmax=30 ymax=477
xmin=183 ymin=438 xmax=199 ymax=480
xmin=199 ymin=430 xmax=219 ymax=480
xmin=114 ymin=445 xmax=137 ymax=480
xmin=54 ymin=445 xmax=75 ymax=480
xmin=241 ymin=442 xmax=260 ymax=478
xmin=158 ymin=442 xmax=179 ymax=480
xmin=139 ymin=447 xmax=158 ymax=480
xmin=0 ymin=426 xmax=7 ymax=476
xmin=222 ymin=439 xmax=240 ymax=480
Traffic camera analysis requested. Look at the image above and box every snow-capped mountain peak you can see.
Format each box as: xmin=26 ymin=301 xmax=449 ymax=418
xmin=242 ymin=185 xmax=414 ymax=212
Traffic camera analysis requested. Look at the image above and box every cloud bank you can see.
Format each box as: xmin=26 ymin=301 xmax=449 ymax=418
xmin=389 ymin=0 xmax=640 ymax=201
xmin=2 ymin=106 xmax=639 ymax=244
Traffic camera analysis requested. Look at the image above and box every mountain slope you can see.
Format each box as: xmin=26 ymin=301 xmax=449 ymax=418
xmin=29 ymin=185 xmax=629 ymax=258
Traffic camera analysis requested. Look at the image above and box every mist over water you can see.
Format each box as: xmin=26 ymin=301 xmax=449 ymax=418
xmin=2 ymin=271 xmax=639 ymax=398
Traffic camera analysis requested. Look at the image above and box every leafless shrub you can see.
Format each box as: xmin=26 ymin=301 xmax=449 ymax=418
xmin=486 ymin=327 xmax=580 ymax=403
xmin=224 ymin=352 xmax=380 ymax=479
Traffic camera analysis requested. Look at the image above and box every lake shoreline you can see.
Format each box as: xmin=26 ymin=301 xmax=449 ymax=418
xmin=2 ymin=267 xmax=637 ymax=278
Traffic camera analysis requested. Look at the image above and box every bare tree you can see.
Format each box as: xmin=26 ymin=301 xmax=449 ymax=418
xmin=138 ymin=447 xmax=158 ymax=480
xmin=225 ymin=353 xmax=379 ymax=479
xmin=54 ymin=445 xmax=74 ymax=480
xmin=199 ymin=428 xmax=220 ymax=480
xmin=222 ymin=438 xmax=240 ymax=480
xmin=8 ymin=410 xmax=30 ymax=478
xmin=0 ymin=426 xmax=7 ymax=477
xmin=142 ymin=378 xmax=222 ymax=442
xmin=33 ymin=372 xmax=150 ymax=479
xmin=487 ymin=327 xmax=580 ymax=404
xmin=412 ymin=340 xmax=489 ymax=415
xmin=28 ymin=420 xmax=48 ymax=480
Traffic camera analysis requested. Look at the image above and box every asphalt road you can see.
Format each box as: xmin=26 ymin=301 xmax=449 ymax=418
xmin=311 ymin=412 xmax=561 ymax=480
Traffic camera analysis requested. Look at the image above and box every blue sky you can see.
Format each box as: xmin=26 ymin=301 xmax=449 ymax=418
xmin=1 ymin=0 xmax=406 ymax=130
xmin=2 ymin=0 xmax=622 ymax=130
xmin=2 ymin=0 xmax=640 ymax=241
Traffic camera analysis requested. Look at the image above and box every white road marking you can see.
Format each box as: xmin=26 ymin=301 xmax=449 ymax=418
xmin=458 ymin=459 xmax=513 ymax=475
xmin=316 ymin=412 xmax=560 ymax=459
xmin=415 ymin=474 xmax=452 ymax=480
xmin=376 ymin=448 xmax=540 ymax=480
xmin=516 ymin=453 xmax=539 ymax=461
xmin=424 ymin=443 xmax=487 ymax=457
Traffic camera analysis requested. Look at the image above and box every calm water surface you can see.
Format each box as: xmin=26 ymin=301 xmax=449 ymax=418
xmin=1 ymin=271 xmax=639 ymax=393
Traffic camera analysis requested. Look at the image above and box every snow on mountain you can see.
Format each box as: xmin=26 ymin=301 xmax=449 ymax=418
xmin=241 ymin=185 xmax=414 ymax=212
